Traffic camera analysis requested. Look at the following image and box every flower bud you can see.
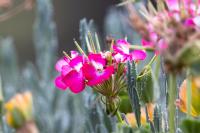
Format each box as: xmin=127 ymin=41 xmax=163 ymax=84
xmin=177 ymin=77 xmax=200 ymax=117
xmin=5 ymin=91 xmax=34 ymax=129
xmin=137 ymin=66 xmax=154 ymax=104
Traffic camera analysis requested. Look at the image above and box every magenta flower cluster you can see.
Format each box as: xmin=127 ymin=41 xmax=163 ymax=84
xmin=141 ymin=0 xmax=200 ymax=52
xmin=54 ymin=39 xmax=146 ymax=94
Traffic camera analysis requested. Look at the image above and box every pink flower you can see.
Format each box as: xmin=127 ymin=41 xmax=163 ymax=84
xmin=165 ymin=0 xmax=192 ymax=11
xmin=54 ymin=51 xmax=86 ymax=93
xmin=141 ymin=32 xmax=157 ymax=48
xmin=184 ymin=16 xmax=200 ymax=27
xmin=82 ymin=53 xmax=114 ymax=86
xmin=113 ymin=39 xmax=147 ymax=62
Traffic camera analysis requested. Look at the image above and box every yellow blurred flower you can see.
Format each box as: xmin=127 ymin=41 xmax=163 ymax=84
xmin=177 ymin=77 xmax=200 ymax=117
xmin=5 ymin=91 xmax=33 ymax=129
xmin=126 ymin=103 xmax=154 ymax=128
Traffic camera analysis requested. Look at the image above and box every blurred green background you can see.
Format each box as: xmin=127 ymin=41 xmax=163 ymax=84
xmin=0 ymin=0 xmax=117 ymax=66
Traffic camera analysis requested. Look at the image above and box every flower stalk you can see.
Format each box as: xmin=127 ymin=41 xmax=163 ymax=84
xmin=129 ymin=45 xmax=154 ymax=52
xmin=168 ymin=73 xmax=177 ymax=133
xmin=116 ymin=110 xmax=123 ymax=123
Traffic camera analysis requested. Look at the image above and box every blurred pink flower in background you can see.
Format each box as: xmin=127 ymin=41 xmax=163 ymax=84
xmin=0 ymin=0 xmax=12 ymax=8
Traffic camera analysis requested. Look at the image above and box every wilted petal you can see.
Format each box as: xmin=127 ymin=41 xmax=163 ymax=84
xmin=55 ymin=76 xmax=68 ymax=90
xmin=131 ymin=50 xmax=147 ymax=61
xmin=63 ymin=70 xmax=85 ymax=93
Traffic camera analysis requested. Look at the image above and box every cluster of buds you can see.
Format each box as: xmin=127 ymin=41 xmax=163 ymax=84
xmin=55 ymin=39 xmax=146 ymax=114
xmin=5 ymin=91 xmax=38 ymax=133
xmin=127 ymin=0 xmax=200 ymax=73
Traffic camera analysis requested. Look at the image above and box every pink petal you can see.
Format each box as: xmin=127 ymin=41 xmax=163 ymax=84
xmin=141 ymin=38 xmax=154 ymax=48
xmin=166 ymin=0 xmax=179 ymax=11
xmin=70 ymin=51 xmax=79 ymax=58
xmin=55 ymin=58 xmax=69 ymax=72
xmin=184 ymin=18 xmax=195 ymax=26
xmin=113 ymin=53 xmax=127 ymax=63
xmin=150 ymin=32 xmax=158 ymax=42
xmin=61 ymin=65 xmax=72 ymax=76
xmin=55 ymin=76 xmax=68 ymax=90
xmin=69 ymin=55 xmax=83 ymax=71
xmin=88 ymin=53 xmax=106 ymax=69
xmin=131 ymin=50 xmax=147 ymax=61
xmin=158 ymin=39 xmax=168 ymax=50
xmin=193 ymin=16 xmax=200 ymax=27
xmin=87 ymin=66 xmax=114 ymax=86
xmin=63 ymin=70 xmax=85 ymax=94
xmin=113 ymin=39 xmax=130 ymax=55
xmin=166 ymin=0 xmax=192 ymax=11
xmin=82 ymin=63 xmax=96 ymax=80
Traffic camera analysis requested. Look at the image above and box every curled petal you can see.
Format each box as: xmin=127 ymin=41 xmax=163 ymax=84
xmin=63 ymin=70 xmax=85 ymax=93
xmin=55 ymin=76 xmax=68 ymax=90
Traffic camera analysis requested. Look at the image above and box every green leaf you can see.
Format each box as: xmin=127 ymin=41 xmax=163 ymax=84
xmin=127 ymin=61 xmax=141 ymax=127
xmin=119 ymin=95 xmax=132 ymax=114
xmin=116 ymin=123 xmax=133 ymax=133
xmin=153 ymin=105 xmax=162 ymax=133
xmin=180 ymin=118 xmax=200 ymax=133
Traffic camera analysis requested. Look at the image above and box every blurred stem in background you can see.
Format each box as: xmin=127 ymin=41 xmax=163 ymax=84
xmin=0 ymin=76 xmax=5 ymax=133
xmin=0 ymin=0 xmax=34 ymax=22
xmin=186 ymin=69 xmax=192 ymax=118
xmin=169 ymin=73 xmax=177 ymax=133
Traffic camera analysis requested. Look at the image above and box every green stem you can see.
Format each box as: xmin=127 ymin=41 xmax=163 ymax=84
xmin=129 ymin=45 xmax=154 ymax=51
xmin=147 ymin=55 xmax=157 ymax=67
xmin=116 ymin=110 xmax=123 ymax=123
xmin=168 ymin=73 xmax=177 ymax=133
